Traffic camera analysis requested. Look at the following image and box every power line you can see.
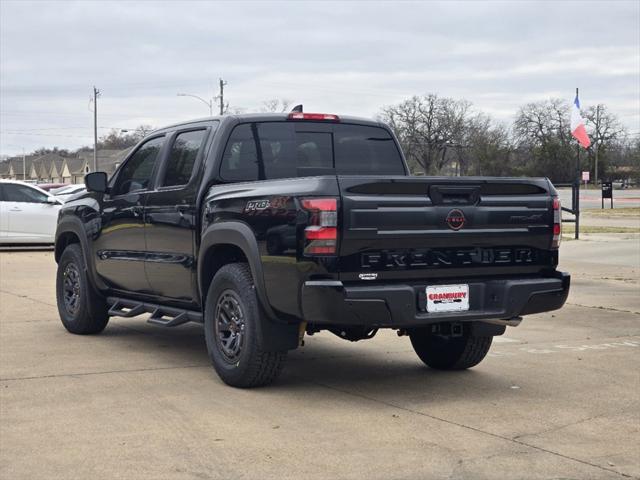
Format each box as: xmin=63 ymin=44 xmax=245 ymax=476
xmin=0 ymin=131 xmax=93 ymax=138
xmin=0 ymin=126 xmax=116 ymax=132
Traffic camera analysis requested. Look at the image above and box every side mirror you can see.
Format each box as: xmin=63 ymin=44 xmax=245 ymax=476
xmin=85 ymin=172 xmax=108 ymax=193
xmin=45 ymin=196 xmax=61 ymax=205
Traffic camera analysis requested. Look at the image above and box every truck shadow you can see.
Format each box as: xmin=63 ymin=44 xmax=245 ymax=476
xmin=280 ymin=339 xmax=508 ymax=403
xmin=102 ymin=321 xmax=508 ymax=402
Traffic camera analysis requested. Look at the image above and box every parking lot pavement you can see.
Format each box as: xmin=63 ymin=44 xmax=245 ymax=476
xmin=1 ymin=239 xmax=639 ymax=480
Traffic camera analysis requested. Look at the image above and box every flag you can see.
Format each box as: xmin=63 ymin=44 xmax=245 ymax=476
xmin=571 ymin=93 xmax=591 ymax=148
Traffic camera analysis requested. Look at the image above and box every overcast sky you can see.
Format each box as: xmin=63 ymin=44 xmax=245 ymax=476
xmin=1 ymin=0 xmax=638 ymax=156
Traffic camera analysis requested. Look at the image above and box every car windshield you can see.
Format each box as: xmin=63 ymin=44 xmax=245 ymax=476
xmin=52 ymin=185 xmax=83 ymax=195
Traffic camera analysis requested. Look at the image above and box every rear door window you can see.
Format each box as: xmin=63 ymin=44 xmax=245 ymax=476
xmin=220 ymin=122 xmax=404 ymax=182
xmin=161 ymin=129 xmax=207 ymax=187
xmin=220 ymin=124 xmax=259 ymax=182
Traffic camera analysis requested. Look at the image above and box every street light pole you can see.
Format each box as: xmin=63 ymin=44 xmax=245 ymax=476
xmin=22 ymin=148 xmax=26 ymax=180
xmin=177 ymin=93 xmax=213 ymax=116
xmin=93 ymin=86 xmax=101 ymax=172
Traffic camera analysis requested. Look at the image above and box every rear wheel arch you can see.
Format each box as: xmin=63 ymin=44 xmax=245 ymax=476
xmin=198 ymin=222 xmax=275 ymax=319
xmin=200 ymin=243 xmax=248 ymax=305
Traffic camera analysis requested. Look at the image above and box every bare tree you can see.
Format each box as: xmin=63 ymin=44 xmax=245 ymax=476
xmin=583 ymin=105 xmax=626 ymax=182
xmin=456 ymin=114 xmax=513 ymax=176
xmin=513 ymin=98 xmax=569 ymax=145
xmin=380 ymin=94 xmax=471 ymax=175
xmin=513 ymin=99 xmax=575 ymax=181
xmin=133 ymin=125 xmax=154 ymax=140
xmin=260 ymin=98 xmax=292 ymax=113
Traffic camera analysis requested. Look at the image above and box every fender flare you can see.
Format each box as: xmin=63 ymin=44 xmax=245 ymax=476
xmin=198 ymin=222 xmax=276 ymax=321
xmin=55 ymin=217 xmax=107 ymax=292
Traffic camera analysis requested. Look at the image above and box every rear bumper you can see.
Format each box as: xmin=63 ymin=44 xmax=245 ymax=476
xmin=301 ymin=272 xmax=570 ymax=327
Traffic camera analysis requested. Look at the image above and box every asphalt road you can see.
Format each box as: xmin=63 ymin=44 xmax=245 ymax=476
xmin=1 ymin=236 xmax=639 ymax=480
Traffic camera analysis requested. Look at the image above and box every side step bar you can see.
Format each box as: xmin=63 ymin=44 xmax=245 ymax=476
xmin=106 ymin=297 xmax=203 ymax=327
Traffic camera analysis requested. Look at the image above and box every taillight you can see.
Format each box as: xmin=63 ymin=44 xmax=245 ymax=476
xmin=301 ymin=197 xmax=338 ymax=255
xmin=288 ymin=112 xmax=340 ymax=122
xmin=552 ymin=196 xmax=561 ymax=249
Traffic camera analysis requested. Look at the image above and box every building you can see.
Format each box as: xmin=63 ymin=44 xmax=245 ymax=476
xmin=0 ymin=148 xmax=132 ymax=184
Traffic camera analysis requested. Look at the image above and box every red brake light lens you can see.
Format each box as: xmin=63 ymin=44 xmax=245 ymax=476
xmin=288 ymin=112 xmax=340 ymax=122
xmin=552 ymin=196 xmax=561 ymax=248
xmin=304 ymin=226 xmax=337 ymax=240
xmin=301 ymin=197 xmax=338 ymax=255
xmin=301 ymin=198 xmax=337 ymax=211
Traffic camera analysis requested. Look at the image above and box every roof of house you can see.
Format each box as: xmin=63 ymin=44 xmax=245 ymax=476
xmin=8 ymin=156 xmax=34 ymax=175
xmin=64 ymin=157 xmax=88 ymax=174
xmin=1 ymin=148 xmax=132 ymax=178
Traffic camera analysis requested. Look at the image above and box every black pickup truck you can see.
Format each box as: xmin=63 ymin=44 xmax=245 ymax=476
xmin=54 ymin=111 xmax=570 ymax=387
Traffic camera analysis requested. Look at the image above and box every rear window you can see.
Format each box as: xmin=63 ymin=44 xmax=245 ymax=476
xmin=220 ymin=122 xmax=404 ymax=182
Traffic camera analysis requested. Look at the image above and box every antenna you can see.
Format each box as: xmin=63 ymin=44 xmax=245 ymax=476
xmin=291 ymin=104 xmax=303 ymax=113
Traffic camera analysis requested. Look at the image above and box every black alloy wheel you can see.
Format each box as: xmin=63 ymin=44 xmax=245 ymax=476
xmin=214 ymin=290 xmax=246 ymax=362
xmin=61 ymin=262 xmax=81 ymax=316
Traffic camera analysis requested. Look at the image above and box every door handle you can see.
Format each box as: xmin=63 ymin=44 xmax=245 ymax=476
xmin=131 ymin=206 xmax=143 ymax=217
xmin=10 ymin=207 xmax=22 ymax=212
xmin=176 ymin=205 xmax=189 ymax=214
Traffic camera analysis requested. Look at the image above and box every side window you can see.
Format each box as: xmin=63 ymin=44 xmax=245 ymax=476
xmin=112 ymin=136 xmax=164 ymax=195
xmin=3 ymin=184 xmax=49 ymax=203
xmin=161 ymin=130 xmax=206 ymax=187
xmin=220 ymin=124 xmax=258 ymax=182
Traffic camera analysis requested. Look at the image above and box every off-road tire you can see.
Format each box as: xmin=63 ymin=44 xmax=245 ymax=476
xmin=409 ymin=328 xmax=492 ymax=370
xmin=204 ymin=263 xmax=286 ymax=388
xmin=56 ymin=243 xmax=109 ymax=334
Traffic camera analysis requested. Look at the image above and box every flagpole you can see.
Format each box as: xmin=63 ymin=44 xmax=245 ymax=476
xmin=574 ymin=87 xmax=580 ymax=240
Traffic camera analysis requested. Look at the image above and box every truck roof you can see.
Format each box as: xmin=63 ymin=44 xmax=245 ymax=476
xmin=153 ymin=112 xmax=385 ymax=134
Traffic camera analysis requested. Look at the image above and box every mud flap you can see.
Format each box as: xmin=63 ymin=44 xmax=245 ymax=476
xmin=258 ymin=317 xmax=300 ymax=351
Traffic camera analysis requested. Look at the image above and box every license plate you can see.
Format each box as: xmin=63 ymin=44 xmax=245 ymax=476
xmin=426 ymin=284 xmax=469 ymax=313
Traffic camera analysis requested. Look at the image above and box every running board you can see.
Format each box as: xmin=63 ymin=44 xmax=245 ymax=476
xmin=106 ymin=297 xmax=203 ymax=326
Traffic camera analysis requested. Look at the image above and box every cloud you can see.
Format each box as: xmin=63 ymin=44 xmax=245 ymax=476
xmin=1 ymin=0 xmax=638 ymax=154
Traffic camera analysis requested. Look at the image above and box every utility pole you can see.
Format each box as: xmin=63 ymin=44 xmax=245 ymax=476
xmin=22 ymin=148 xmax=26 ymax=180
xmin=217 ymin=78 xmax=227 ymax=115
xmin=93 ymin=86 xmax=101 ymax=172
xmin=594 ymin=104 xmax=600 ymax=186
xmin=178 ymin=78 xmax=226 ymax=116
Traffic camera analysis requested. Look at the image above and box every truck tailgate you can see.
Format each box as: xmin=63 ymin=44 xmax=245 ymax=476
xmin=337 ymin=176 xmax=557 ymax=282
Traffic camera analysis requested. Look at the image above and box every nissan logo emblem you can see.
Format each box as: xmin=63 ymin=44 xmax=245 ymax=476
xmin=446 ymin=209 xmax=465 ymax=230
